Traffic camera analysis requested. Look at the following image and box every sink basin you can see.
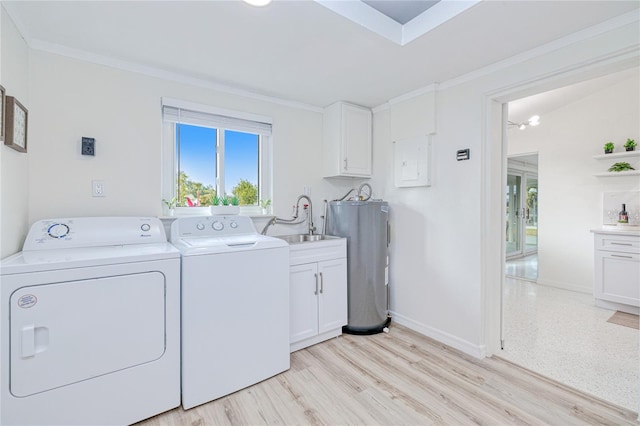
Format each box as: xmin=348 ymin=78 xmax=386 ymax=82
xmin=275 ymin=234 xmax=339 ymax=244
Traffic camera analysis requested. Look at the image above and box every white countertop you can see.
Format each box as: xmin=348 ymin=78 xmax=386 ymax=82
xmin=591 ymin=226 xmax=640 ymax=236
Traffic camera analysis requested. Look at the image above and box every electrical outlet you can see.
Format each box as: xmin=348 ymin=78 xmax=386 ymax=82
xmin=92 ymin=180 xmax=105 ymax=197
xmin=82 ymin=137 xmax=95 ymax=156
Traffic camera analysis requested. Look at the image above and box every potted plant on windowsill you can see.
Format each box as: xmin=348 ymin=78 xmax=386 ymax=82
xmin=624 ymin=138 xmax=636 ymax=152
xmin=260 ymin=199 xmax=272 ymax=215
xmin=210 ymin=194 xmax=240 ymax=215
xmin=162 ymin=197 xmax=178 ymax=216
xmin=603 ymin=142 xmax=615 ymax=154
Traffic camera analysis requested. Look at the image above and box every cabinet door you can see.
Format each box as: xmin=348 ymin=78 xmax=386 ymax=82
xmin=341 ymin=104 xmax=372 ymax=176
xmin=596 ymin=251 xmax=640 ymax=306
xmin=290 ymin=263 xmax=319 ymax=343
xmin=318 ymin=258 xmax=348 ymax=334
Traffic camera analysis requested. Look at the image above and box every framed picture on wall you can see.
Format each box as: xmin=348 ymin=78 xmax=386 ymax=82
xmin=0 ymin=85 xmax=5 ymax=142
xmin=4 ymin=96 xmax=28 ymax=153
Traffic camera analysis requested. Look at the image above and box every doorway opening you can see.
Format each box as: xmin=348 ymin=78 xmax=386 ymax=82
xmin=495 ymin=69 xmax=639 ymax=413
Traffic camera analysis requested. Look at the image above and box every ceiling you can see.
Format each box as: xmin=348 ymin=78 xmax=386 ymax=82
xmin=508 ymin=67 xmax=640 ymax=127
xmin=3 ymin=1 xmax=638 ymax=109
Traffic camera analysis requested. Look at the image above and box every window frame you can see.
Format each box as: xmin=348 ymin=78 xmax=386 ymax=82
xmin=161 ymin=98 xmax=272 ymax=216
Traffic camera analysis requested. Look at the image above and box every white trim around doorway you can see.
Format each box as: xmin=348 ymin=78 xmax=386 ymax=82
xmin=481 ymin=48 xmax=640 ymax=359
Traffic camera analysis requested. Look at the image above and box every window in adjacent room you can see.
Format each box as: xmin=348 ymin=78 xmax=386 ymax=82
xmin=161 ymin=99 xmax=272 ymax=213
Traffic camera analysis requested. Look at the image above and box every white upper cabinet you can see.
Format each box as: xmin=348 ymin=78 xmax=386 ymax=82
xmin=323 ymin=102 xmax=372 ymax=178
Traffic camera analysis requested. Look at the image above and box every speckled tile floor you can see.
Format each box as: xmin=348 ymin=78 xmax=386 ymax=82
xmin=505 ymin=253 xmax=538 ymax=281
xmin=499 ymin=277 xmax=639 ymax=413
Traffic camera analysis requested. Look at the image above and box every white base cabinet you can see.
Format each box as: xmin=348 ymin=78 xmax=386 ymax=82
xmin=592 ymin=230 xmax=640 ymax=315
xmin=287 ymin=237 xmax=347 ymax=352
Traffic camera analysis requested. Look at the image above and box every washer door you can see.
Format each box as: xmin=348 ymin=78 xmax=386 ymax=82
xmin=10 ymin=272 xmax=165 ymax=397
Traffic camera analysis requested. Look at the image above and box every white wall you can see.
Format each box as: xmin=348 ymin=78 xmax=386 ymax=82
xmin=1 ymin=8 xmax=30 ymax=258
xmin=371 ymin=18 xmax=639 ymax=356
xmin=508 ymin=72 xmax=640 ymax=293
xmin=24 ymin=49 xmax=354 ymax=241
xmin=2 ymin=6 xmax=639 ymax=360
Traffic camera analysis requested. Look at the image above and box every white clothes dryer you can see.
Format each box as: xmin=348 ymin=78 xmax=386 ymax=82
xmin=0 ymin=217 xmax=181 ymax=426
xmin=170 ymin=215 xmax=289 ymax=410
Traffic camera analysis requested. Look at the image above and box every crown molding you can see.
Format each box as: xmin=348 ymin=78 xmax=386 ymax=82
xmin=5 ymin=1 xmax=323 ymax=113
xmin=371 ymin=103 xmax=390 ymax=114
xmin=2 ymin=2 xmax=32 ymax=45
xmin=27 ymin=40 xmax=324 ymax=114
xmin=5 ymin=3 xmax=639 ymax=116
xmin=438 ymin=8 xmax=640 ymax=91
xmin=370 ymin=8 xmax=639 ymax=113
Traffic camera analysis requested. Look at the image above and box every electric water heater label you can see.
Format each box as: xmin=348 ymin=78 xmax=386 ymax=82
xmin=17 ymin=294 xmax=38 ymax=308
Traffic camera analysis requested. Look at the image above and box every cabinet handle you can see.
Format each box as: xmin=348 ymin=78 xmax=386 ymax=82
xmin=611 ymin=254 xmax=633 ymax=259
xmin=314 ymin=273 xmax=319 ymax=295
xmin=343 ymin=158 xmax=348 ymax=170
xmin=611 ymin=242 xmax=633 ymax=246
xmin=319 ymin=272 xmax=324 ymax=294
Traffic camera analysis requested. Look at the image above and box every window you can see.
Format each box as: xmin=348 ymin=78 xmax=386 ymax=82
xmin=162 ymin=99 xmax=272 ymax=213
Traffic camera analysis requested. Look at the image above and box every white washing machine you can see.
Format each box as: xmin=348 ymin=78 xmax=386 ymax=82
xmin=170 ymin=215 xmax=289 ymax=410
xmin=0 ymin=217 xmax=181 ymax=425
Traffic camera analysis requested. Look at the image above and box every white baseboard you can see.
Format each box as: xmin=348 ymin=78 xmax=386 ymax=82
xmin=389 ymin=311 xmax=486 ymax=359
xmin=595 ymin=299 xmax=640 ymax=315
xmin=535 ymin=278 xmax=592 ymax=295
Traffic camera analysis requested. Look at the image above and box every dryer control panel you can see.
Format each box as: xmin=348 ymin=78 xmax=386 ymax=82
xmin=23 ymin=217 xmax=167 ymax=250
xmin=170 ymin=215 xmax=257 ymax=241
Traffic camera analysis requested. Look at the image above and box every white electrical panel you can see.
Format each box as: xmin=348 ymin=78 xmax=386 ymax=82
xmin=393 ymin=135 xmax=432 ymax=187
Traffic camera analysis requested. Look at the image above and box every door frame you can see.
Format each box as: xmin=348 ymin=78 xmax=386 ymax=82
xmin=481 ymin=53 xmax=639 ymax=358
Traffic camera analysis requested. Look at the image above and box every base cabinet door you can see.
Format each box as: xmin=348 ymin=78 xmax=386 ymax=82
xmin=595 ymin=250 xmax=640 ymax=306
xmin=290 ymin=263 xmax=319 ymax=344
xmin=318 ymin=259 xmax=348 ymax=334
xmin=289 ymin=258 xmax=348 ymax=349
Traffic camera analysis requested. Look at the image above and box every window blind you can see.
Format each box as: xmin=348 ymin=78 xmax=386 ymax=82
xmin=163 ymin=105 xmax=272 ymax=136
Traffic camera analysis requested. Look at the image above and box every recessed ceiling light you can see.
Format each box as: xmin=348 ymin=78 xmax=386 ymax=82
xmin=243 ymin=0 xmax=272 ymax=6
xmin=528 ymin=115 xmax=540 ymax=126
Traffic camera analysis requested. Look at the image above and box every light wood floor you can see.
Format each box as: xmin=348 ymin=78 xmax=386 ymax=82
xmin=139 ymin=325 xmax=638 ymax=425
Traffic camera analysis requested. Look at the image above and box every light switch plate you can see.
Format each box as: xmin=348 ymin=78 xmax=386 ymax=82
xmin=82 ymin=137 xmax=95 ymax=156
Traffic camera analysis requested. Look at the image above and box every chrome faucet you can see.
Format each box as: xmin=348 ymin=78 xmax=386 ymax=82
xmin=297 ymin=194 xmax=315 ymax=235
xmin=260 ymin=194 xmax=315 ymax=235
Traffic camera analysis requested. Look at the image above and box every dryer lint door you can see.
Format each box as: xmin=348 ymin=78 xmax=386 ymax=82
xmin=10 ymin=272 xmax=166 ymax=397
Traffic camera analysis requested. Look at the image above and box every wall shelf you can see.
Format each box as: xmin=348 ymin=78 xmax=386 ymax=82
xmin=594 ymin=170 xmax=640 ymax=178
xmin=593 ymin=151 xmax=640 ymax=160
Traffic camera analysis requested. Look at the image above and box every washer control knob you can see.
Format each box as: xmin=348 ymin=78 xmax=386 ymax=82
xmin=140 ymin=223 xmax=151 ymax=232
xmin=48 ymin=223 xmax=70 ymax=239
xmin=212 ymin=221 xmax=224 ymax=231
xmin=230 ymin=221 xmax=238 ymax=229
xmin=196 ymin=223 xmax=205 ymax=231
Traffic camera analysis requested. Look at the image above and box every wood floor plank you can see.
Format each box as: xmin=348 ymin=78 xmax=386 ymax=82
xmin=137 ymin=324 xmax=639 ymax=426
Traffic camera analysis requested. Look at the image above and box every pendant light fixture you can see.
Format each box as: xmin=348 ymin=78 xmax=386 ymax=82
xmin=508 ymin=115 xmax=541 ymax=130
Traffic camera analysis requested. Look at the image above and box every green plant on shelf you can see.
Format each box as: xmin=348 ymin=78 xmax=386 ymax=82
xmin=608 ymin=162 xmax=635 ymax=172
xmin=624 ymin=138 xmax=636 ymax=151
xmin=603 ymin=142 xmax=615 ymax=154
